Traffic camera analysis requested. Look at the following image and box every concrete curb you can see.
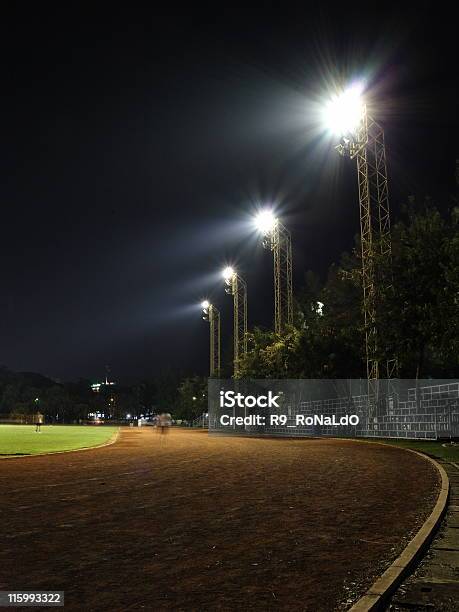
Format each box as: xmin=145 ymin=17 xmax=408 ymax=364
xmin=349 ymin=447 xmax=450 ymax=611
xmin=0 ymin=427 xmax=120 ymax=460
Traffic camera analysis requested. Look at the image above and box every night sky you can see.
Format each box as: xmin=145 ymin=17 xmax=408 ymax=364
xmin=2 ymin=4 xmax=458 ymax=382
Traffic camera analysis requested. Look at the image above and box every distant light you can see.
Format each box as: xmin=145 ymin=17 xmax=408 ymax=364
xmin=91 ymin=380 xmax=115 ymax=393
xmin=126 ymin=413 xmax=131 ymax=419
xmin=316 ymin=301 xmax=324 ymax=316
xmin=201 ymin=300 xmax=210 ymax=310
xmin=254 ymin=209 xmax=277 ymax=235
xmin=222 ymin=266 xmax=235 ymax=281
xmin=323 ymin=82 xmax=365 ymax=136
xmin=192 ymin=396 xmax=197 ymax=401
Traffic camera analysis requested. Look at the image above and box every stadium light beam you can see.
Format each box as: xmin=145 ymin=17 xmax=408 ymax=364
xmin=323 ymin=82 xmax=365 ymax=136
xmin=254 ymin=209 xmax=278 ymax=235
xmin=222 ymin=266 xmax=235 ymax=282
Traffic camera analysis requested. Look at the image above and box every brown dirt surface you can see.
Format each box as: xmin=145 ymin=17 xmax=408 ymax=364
xmin=0 ymin=428 xmax=440 ymax=611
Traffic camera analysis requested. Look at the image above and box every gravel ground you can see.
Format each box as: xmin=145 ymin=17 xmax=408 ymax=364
xmin=0 ymin=428 xmax=440 ymax=611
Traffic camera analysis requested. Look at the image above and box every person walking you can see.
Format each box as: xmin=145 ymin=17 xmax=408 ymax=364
xmin=157 ymin=412 xmax=172 ymax=436
xmin=35 ymin=411 xmax=44 ymax=433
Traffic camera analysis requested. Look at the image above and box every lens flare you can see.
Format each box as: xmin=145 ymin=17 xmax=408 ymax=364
xmin=254 ymin=209 xmax=277 ymax=235
xmin=323 ymin=82 xmax=365 ymax=136
xmin=222 ymin=266 xmax=235 ymax=281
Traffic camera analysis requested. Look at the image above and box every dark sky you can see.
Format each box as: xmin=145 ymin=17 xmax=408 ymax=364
xmin=1 ymin=4 xmax=458 ymax=382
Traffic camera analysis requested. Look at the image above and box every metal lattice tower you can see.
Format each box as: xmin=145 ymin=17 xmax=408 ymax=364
xmin=263 ymin=221 xmax=293 ymax=334
xmin=224 ymin=271 xmax=248 ymax=376
xmin=202 ymin=303 xmax=221 ymax=377
xmin=337 ymin=104 xmax=395 ymax=395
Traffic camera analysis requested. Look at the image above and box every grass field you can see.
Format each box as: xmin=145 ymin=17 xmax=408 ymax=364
xmin=366 ymin=438 xmax=459 ymax=462
xmin=0 ymin=424 xmax=119 ymax=455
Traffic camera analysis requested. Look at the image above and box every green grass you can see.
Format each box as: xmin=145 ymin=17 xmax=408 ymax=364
xmin=0 ymin=425 xmax=119 ymax=455
xmin=364 ymin=438 xmax=459 ymax=462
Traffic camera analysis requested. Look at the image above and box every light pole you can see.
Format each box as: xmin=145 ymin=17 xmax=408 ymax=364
xmin=222 ymin=266 xmax=247 ymax=377
xmin=201 ymin=300 xmax=221 ymax=377
xmin=323 ymin=82 xmax=396 ymax=398
xmin=254 ymin=210 xmax=293 ymax=334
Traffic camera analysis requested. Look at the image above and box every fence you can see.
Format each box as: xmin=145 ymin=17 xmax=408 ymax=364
xmin=191 ymin=413 xmax=209 ymax=428
xmin=0 ymin=414 xmax=37 ymax=424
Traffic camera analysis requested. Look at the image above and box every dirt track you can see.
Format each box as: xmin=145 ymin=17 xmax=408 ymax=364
xmin=0 ymin=428 xmax=439 ymax=611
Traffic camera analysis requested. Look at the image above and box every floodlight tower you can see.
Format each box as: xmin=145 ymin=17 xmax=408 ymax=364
xmin=324 ymin=83 xmax=396 ymax=394
xmin=201 ymin=300 xmax=221 ymax=377
xmin=222 ymin=267 xmax=248 ymax=376
xmin=254 ymin=210 xmax=293 ymax=334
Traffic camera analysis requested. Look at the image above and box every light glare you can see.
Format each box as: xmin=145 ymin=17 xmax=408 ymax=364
xmin=323 ymin=82 xmax=364 ymax=136
xmin=201 ymin=300 xmax=210 ymax=309
xmin=254 ymin=209 xmax=277 ymax=235
xmin=222 ymin=266 xmax=235 ymax=281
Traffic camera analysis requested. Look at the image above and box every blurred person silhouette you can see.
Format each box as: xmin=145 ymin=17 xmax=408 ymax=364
xmin=35 ymin=411 xmax=44 ymax=433
xmin=157 ymin=412 xmax=172 ymax=437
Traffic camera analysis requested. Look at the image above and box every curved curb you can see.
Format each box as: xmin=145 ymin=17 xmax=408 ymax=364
xmin=0 ymin=427 xmax=120 ymax=460
xmin=349 ymin=447 xmax=449 ymax=611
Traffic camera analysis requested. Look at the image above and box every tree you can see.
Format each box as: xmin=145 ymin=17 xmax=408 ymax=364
xmin=237 ymin=254 xmax=364 ymax=379
xmin=376 ymin=200 xmax=459 ymax=377
xmin=177 ymin=376 xmax=207 ymax=421
xmin=154 ymin=371 xmax=181 ymax=413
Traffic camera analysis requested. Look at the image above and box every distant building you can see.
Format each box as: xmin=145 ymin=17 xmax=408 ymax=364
xmin=91 ymin=376 xmax=116 ymax=393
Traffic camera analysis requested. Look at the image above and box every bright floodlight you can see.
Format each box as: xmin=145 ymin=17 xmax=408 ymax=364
xmin=222 ymin=266 xmax=235 ymax=281
xmin=254 ymin=209 xmax=277 ymax=235
xmin=323 ymin=82 xmax=365 ymax=136
xmin=201 ymin=300 xmax=210 ymax=310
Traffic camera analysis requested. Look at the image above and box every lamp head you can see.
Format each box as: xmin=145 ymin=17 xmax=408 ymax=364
xmin=222 ymin=266 xmax=235 ymax=282
xmin=323 ymin=82 xmax=365 ymax=137
xmin=254 ymin=209 xmax=277 ymax=235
